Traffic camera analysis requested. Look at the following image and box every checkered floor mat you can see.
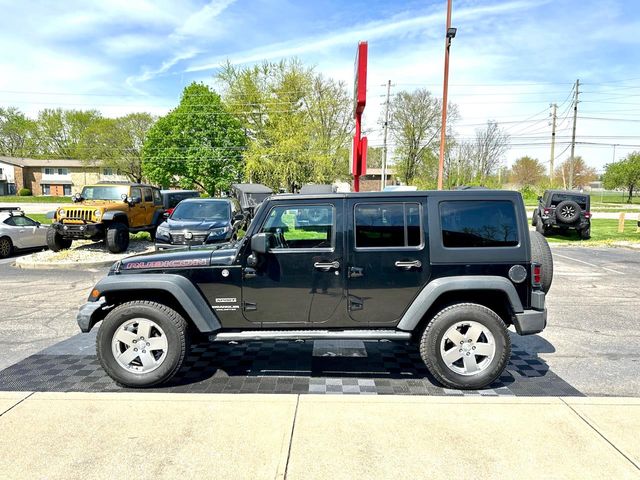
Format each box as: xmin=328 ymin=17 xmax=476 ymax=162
xmin=0 ymin=335 xmax=583 ymax=396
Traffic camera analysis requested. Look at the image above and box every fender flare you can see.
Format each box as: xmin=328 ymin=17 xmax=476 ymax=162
xmin=396 ymin=276 xmax=524 ymax=331
xmin=150 ymin=209 xmax=165 ymax=227
xmin=87 ymin=274 xmax=221 ymax=333
xmin=102 ymin=211 xmax=129 ymax=224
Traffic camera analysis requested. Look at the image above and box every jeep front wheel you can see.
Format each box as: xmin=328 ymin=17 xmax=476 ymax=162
xmin=46 ymin=228 xmax=72 ymax=252
xmin=105 ymin=223 xmax=130 ymax=253
xmin=96 ymin=301 xmax=189 ymax=387
xmin=420 ymin=303 xmax=511 ymax=390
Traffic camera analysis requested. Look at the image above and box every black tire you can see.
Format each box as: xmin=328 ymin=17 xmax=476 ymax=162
xmin=420 ymin=303 xmax=511 ymax=390
xmin=531 ymin=210 xmax=538 ymax=227
xmin=0 ymin=236 xmax=13 ymax=258
xmin=46 ymin=228 xmax=72 ymax=252
xmin=105 ymin=223 xmax=130 ymax=253
xmin=580 ymin=226 xmax=591 ymax=240
xmin=535 ymin=220 xmax=548 ymax=236
xmin=96 ymin=301 xmax=190 ymax=388
xmin=555 ymin=200 xmax=581 ymax=224
xmin=530 ymin=230 xmax=554 ymax=293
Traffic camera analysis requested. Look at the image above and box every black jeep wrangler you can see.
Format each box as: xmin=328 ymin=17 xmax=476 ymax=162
xmin=532 ymin=190 xmax=591 ymax=239
xmin=77 ymin=190 xmax=552 ymax=390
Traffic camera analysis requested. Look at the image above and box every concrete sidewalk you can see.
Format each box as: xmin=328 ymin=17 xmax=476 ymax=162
xmin=0 ymin=393 xmax=638 ymax=479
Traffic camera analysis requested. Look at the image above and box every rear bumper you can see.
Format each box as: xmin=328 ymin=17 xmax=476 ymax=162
xmin=514 ymin=309 xmax=547 ymax=335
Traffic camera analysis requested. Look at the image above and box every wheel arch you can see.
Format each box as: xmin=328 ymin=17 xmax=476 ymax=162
xmin=85 ymin=274 xmax=221 ymax=333
xmin=396 ymin=276 xmax=523 ymax=335
xmin=102 ymin=212 xmax=129 ymax=226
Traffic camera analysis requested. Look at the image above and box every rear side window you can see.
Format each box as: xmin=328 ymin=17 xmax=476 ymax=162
xmin=440 ymin=201 xmax=518 ymax=248
xmin=143 ymin=188 xmax=153 ymax=202
xmin=355 ymin=203 xmax=422 ymax=249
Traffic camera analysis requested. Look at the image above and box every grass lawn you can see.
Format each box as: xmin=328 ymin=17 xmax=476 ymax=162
xmin=545 ymin=219 xmax=640 ymax=245
xmin=28 ymin=213 xmax=51 ymax=224
xmin=0 ymin=195 xmax=72 ymax=203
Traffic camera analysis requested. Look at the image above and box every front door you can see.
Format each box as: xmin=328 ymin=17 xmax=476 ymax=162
xmin=242 ymin=200 xmax=343 ymax=326
xmin=50 ymin=184 xmax=64 ymax=196
xmin=346 ymin=198 xmax=430 ymax=326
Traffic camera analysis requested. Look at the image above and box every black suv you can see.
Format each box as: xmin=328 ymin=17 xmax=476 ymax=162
xmin=532 ymin=190 xmax=591 ymax=239
xmin=77 ymin=190 xmax=552 ymax=390
xmin=155 ymin=198 xmax=247 ymax=250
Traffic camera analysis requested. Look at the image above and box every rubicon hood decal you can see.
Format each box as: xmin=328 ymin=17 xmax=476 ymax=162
xmin=124 ymin=258 xmax=209 ymax=270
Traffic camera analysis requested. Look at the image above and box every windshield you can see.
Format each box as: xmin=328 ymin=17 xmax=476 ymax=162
xmin=171 ymin=201 xmax=230 ymax=221
xmin=81 ymin=186 xmax=128 ymax=200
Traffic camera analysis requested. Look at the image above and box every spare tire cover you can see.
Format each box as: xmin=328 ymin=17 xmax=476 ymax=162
xmin=555 ymin=200 xmax=581 ymax=224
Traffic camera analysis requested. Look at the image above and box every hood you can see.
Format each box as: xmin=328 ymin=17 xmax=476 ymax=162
xmin=68 ymin=200 xmax=126 ymax=208
xmin=115 ymin=242 xmax=240 ymax=273
xmin=165 ymin=218 xmax=230 ymax=230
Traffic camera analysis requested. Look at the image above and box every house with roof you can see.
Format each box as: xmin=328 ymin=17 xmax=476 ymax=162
xmin=0 ymin=156 xmax=128 ymax=196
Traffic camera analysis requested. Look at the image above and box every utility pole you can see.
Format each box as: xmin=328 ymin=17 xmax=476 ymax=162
xmin=549 ymin=103 xmax=557 ymax=182
xmin=381 ymin=80 xmax=392 ymax=191
xmin=569 ymin=79 xmax=579 ymax=190
xmin=437 ymin=0 xmax=456 ymax=190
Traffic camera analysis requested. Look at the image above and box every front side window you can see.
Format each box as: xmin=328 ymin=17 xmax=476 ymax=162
xmin=6 ymin=215 xmax=37 ymax=227
xmin=355 ymin=202 xmax=422 ymax=248
xmin=440 ymin=201 xmax=518 ymax=248
xmin=260 ymin=204 xmax=334 ymax=250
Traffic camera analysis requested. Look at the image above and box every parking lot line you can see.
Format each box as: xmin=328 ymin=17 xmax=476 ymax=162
xmin=553 ymin=253 xmax=625 ymax=274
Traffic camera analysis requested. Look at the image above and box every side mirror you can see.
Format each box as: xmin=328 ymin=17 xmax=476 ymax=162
xmin=121 ymin=193 xmax=128 ymax=202
xmin=250 ymin=233 xmax=271 ymax=255
xmin=35 ymin=222 xmax=41 ymax=228
xmin=128 ymin=196 xmax=142 ymax=205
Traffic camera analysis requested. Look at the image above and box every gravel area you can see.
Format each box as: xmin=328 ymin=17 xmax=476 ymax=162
xmin=16 ymin=239 xmax=154 ymax=267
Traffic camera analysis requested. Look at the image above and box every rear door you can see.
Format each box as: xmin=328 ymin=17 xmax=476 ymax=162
xmin=142 ymin=187 xmax=155 ymax=225
xmin=346 ymin=197 xmax=430 ymax=326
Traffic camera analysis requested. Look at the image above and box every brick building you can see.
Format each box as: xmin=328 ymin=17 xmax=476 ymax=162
xmin=358 ymin=168 xmax=397 ymax=192
xmin=0 ymin=157 xmax=129 ymax=196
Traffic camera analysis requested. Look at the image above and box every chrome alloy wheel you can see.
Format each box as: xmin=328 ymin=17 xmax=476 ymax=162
xmin=0 ymin=238 xmax=11 ymax=257
xmin=111 ymin=318 xmax=168 ymax=374
xmin=560 ymin=204 xmax=576 ymax=219
xmin=440 ymin=321 xmax=496 ymax=376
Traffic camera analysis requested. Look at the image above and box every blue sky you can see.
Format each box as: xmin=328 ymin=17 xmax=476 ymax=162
xmin=1 ymin=0 xmax=639 ymax=171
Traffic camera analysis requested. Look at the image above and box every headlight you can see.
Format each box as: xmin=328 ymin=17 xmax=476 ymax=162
xmin=209 ymin=226 xmax=231 ymax=237
xmin=58 ymin=209 xmax=66 ymax=218
xmin=94 ymin=209 xmax=102 ymax=218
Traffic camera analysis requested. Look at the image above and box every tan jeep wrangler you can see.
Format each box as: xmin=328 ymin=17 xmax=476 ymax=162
xmin=47 ymin=182 xmax=165 ymax=254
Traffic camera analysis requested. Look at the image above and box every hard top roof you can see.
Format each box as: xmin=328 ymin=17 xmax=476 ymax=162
xmin=545 ymin=190 xmax=589 ymax=195
xmin=269 ymin=189 xmax=521 ymax=201
xmin=92 ymin=181 xmax=158 ymax=188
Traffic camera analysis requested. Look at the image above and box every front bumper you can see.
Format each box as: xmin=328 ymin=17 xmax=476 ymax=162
xmin=77 ymin=298 xmax=106 ymax=333
xmin=53 ymin=222 xmax=103 ymax=239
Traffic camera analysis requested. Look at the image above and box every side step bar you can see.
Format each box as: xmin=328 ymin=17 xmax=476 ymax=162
xmin=210 ymin=330 xmax=412 ymax=342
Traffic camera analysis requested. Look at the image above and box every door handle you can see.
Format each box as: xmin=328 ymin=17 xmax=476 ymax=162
xmin=314 ymin=261 xmax=340 ymax=271
xmin=395 ymin=260 xmax=422 ymax=270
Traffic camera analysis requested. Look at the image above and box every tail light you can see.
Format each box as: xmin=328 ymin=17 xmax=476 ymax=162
xmin=543 ymin=208 xmax=551 ymax=215
xmin=166 ymin=208 xmax=174 ymax=215
xmin=532 ymin=263 xmax=542 ymax=288
xmin=584 ymin=211 xmax=591 ymax=219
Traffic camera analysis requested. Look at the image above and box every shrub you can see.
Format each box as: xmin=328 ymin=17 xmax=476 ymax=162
xmin=17 ymin=188 xmax=32 ymax=196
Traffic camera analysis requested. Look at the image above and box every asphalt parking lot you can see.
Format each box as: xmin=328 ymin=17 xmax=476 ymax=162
xmin=0 ymin=245 xmax=638 ymax=397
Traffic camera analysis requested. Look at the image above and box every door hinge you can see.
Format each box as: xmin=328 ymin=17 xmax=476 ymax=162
xmin=243 ymin=301 xmax=257 ymax=312
xmin=348 ymin=266 xmax=364 ymax=278
xmin=348 ymin=296 xmax=363 ymax=311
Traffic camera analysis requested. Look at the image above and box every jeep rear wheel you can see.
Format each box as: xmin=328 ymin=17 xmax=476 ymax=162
xmin=580 ymin=226 xmax=591 ymax=240
xmin=105 ymin=223 xmax=129 ymax=253
xmin=96 ymin=301 xmax=189 ymax=387
xmin=420 ymin=303 xmax=511 ymax=390
xmin=46 ymin=228 xmax=72 ymax=252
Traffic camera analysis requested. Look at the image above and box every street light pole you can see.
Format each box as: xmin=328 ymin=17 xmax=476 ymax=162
xmin=437 ymin=0 xmax=455 ymax=191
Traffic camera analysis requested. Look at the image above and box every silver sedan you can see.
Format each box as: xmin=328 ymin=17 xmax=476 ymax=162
xmin=0 ymin=209 xmax=48 ymax=258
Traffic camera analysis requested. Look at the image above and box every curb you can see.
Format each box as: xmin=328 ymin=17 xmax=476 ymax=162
xmin=14 ymin=258 xmax=115 ymax=270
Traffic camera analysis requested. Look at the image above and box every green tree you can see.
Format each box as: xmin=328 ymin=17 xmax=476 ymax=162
xmin=510 ymin=156 xmax=546 ymax=186
xmin=217 ymin=59 xmax=352 ymax=191
xmin=603 ymin=152 xmax=640 ymax=203
xmin=142 ymin=83 xmax=246 ymax=195
xmin=80 ymin=113 xmax=154 ymax=182
xmin=388 ymin=89 xmax=443 ymax=185
xmin=0 ymin=107 xmax=38 ymax=157
xmin=36 ymin=108 xmax=102 ymax=158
